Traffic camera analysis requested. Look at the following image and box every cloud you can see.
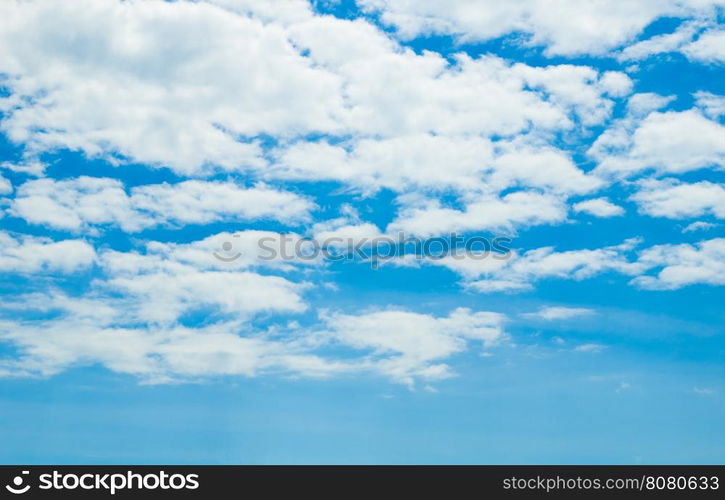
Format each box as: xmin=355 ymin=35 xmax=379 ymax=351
xmin=695 ymin=92 xmax=725 ymax=119
xmin=682 ymin=221 xmax=719 ymax=233
xmin=618 ymin=20 xmax=707 ymax=61
xmin=632 ymin=238 xmax=725 ymax=290
xmin=451 ymin=239 xmax=644 ymax=292
xmin=0 ymin=231 xmax=95 ymax=273
xmin=632 ymin=178 xmax=725 ymax=219
xmin=401 ymin=237 xmax=725 ymax=293
xmin=0 ymin=158 xmax=46 ymax=177
xmin=0 ymin=310 xmax=346 ymax=381
xmin=0 ymin=0 xmax=633 ymax=183
xmin=682 ymin=29 xmax=725 ymax=63
xmin=693 ymin=387 xmax=716 ymax=395
xmin=616 ymin=20 xmax=725 ymax=63
xmin=524 ymin=306 xmax=596 ymax=321
xmin=310 ymin=205 xmax=385 ymax=247
xmin=11 ymin=177 xmax=313 ymax=232
xmin=573 ymin=343 xmax=607 ymax=353
xmin=98 ymin=248 xmax=309 ymax=324
xmin=0 ymin=0 xmax=343 ymax=175
xmin=618 ymin=23 xmax=725 ymax=64
xmin=591 ymin=108 xmax=725 ymax=177
xmin=144 ymin=230 xmax=321 ymax=271
xmin=277 ymin=134 xmax=602 ymax=197
xmin=356 ymin=0 xmax=721 ymax=56
xmin=573 ymin=198 xmax=625 ymax=217
xmin=321 ymin=307 xmax=505 ymax=385
xmin=0 ymin=174 xmax=11 ymax=195
xmin=388 ymin=191 xmax=568 ymax=236
xmin=0 ymin=288 xmax=507 ymax=386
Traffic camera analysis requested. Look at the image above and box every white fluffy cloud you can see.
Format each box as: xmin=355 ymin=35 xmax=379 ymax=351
xmin=0 ymin=288 xmax=507 ymax=385
xmin=0 ymin=174 xmax=11 ymax=195
xmin=633 ymin=238 xmax=725 ymax=290
xmin=289 ymin=16 xmax=627 ymax=136
xmin=0 ymin=0 xmax=723 ymax=388
xmin=0 ymin=0 xmax=631 ymax=185
xmin=393 ymin=238 xmax=643 ymax=292
xmin=463 ymin=239 xmax=644 ymax=292
xmin=98 ymin=247 xmax=309 ymax=324
xmin=322 ymin=307 xmax=505 ymax=385
xmin=573 ymin=198 xmax=625 ymax=217
xmin=591 ymin=107 xmax=725 ymax=177
xmin=388 ymin=191 xmax=568 ymax=236
xmin=356 ymin=0 xmax=722 ymax=56
xmin=0 ymin=308 xmax=345 ymax=381
xmin=455 ymin=237 xmax=725 ymax=293
xmin=682 ymin=29 xmax=725 ymax=63
xmin=632 ymin=179 xmax=725 ymax=219
xmin=0 ymin=231 xmax=95 ymax=273
xmin=695 ymin=92 xmax=725 ymax=119
xmin=277 ymin=135 xmax=601 ymax=196
xmin=392 ymin=236 xmax=725 ymax=293
xmin=11 ymin=177 xmax=313 ymax=232
xmin=0 ymin=0 xmax=344 ymax=175
xmin=618 ymin=20 xmax=707 ymax=61
xmin=617 ymin=21 xmax=725 ymax=63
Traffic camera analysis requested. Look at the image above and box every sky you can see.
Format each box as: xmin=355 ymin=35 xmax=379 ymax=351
xmin=0 ymin=0 xmax=723 ymax=464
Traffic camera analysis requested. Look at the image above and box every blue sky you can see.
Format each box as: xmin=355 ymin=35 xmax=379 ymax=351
xmin=0 ymin=0 xmax=723 ymax=464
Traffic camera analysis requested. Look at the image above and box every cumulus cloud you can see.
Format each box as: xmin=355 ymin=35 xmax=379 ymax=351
xmin=11 ymin=177 xmax=313 ymax=232
xmin=632 ymin=238 xmax=725 ymax=290
xmin=388 ymin=191 xmax=568 ymax=236
xmin=277 ymin=135 xmax=601 ymax=196
xmin=632 ymin=179 xmax=725 ymax=219
xmin=467 ymin=239 xmax=644 ymax=292
xmin=408 ymin=238 xmax=643 ymax=293
xmin=0 ymin=175 xmax=11 ymax=195
xmin=618 ymin=20 xmax=707 ymax=61
xmin=695 ymin=92 xmax=725 ymax=119
xmin=0 ymin=309 xmax=346 ymax=381
xmin=0 ymin=0 xmax=343 ymax=175
xmin=0 ymin=0 xmax=631 ymax=183
xmin=591 ymin=106 xmax=725 ymax=177
xmin=682 ymin=29 xmax=725 ymax=63
xmin=0 ymin=289 xmax=507 ymax=386
xmin=617 ymin=20 xmax=725 ymax=63
xmin=0 ymin=231 xmax=95 ymax=273
xmin=573 ymin=198 xmax=625 ymax=217
xmin=98 ymin=248 xmax=309 ymax=324
xmin=392 ymin=236 xmax=725 ymax=293
xmin=356 ymin=0 xmax=721 ymax=56
xmin=0 ymin=0 xmax=723 ymax=390
xmin=321 ymin=307 xmax=505 ymax=385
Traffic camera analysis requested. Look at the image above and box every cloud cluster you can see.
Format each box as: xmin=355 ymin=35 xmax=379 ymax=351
xmin=0 ymin=231 xmax=95 ymax=273
xmin=357 ymin=0 xmax=722 ymax=55
xmin=632 ymin=179 xmax=725 ymax=219
xmin=10 ymin=177 xmax=313 ymax=232
xmin=591 ymin=106 xmax=725 ymax=178
xmin=395 ymin=237 xmax=725 ymax=292
xmin=0 ymin=0 xmax=722 ymax=388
